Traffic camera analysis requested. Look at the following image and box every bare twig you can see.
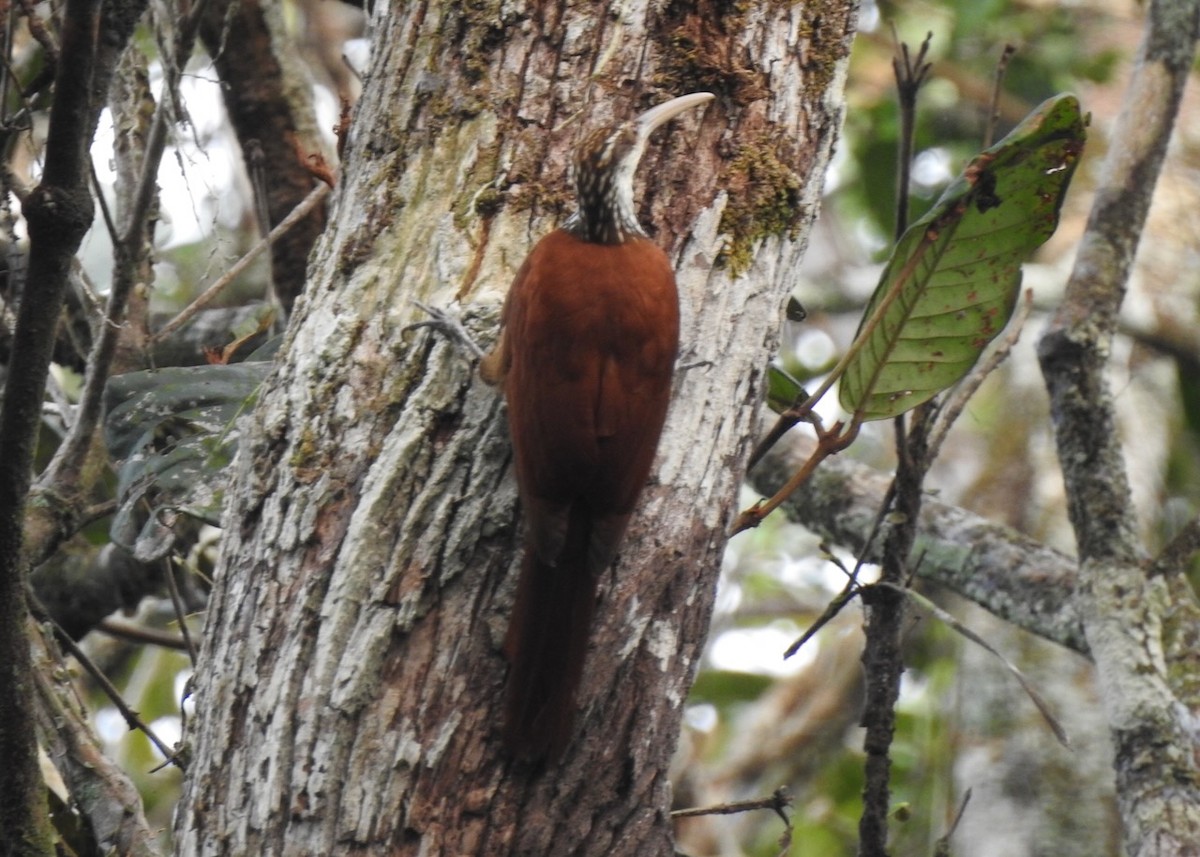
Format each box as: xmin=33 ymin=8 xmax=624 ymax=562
xmin=98 ymin=618 xmax=190 ymax=650
xmin=983 ymin=45 xmax=1017 ymax=148
xmin=933 ymin=789 xmax=972 ymax=857
xmin=891 ymin=30 xmax=932 ymax=239
xmin=783 ymin=569 xmax=862 ymax=659
xmin=671 ymin=786 xmax=792 ymax=820
xmin=164 ymin=559 xmax=199 ymax=664
xmin=673 ymin=787 xmax=794 ymax=856
xmin=878 ymin=581 xmax=1070 ymax=747
xmin=150 ymin=182 xmax=331 ymax=344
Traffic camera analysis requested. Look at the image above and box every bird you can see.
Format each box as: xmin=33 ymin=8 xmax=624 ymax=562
xmin=480 ymin=92 xmax=714 ymax=760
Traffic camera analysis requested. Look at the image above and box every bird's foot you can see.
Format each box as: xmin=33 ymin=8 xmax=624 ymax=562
xmin=405 ymin=300 xmax=487 ymax=360
xmin=677 ymin=355 xmax=714 ymax=373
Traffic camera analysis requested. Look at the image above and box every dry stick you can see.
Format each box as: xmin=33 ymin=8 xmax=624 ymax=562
xmin=671 ymin=786 xmax=792 ymax=820
xmin=89 ymin=158 xmax=119 ymax=247
xmin=933 ymin=789 xmax=973 ymax=857
xmin=878 ymin=581 xmax=1070 ymax=747
xmin=164 ymin=559 xmax=199 ymax=664
xmin=673 ymin=786 xmax=794 ymax=855
xmin=983 ymin=45 xmax=1017 ymax=149
xmin=151 ymin=182 xmax=332 ymax=344
xmin=246 ymin=139 xmax=277 ymax=301
xmin=98 ymin=618 xmax=189 ymax=651
xmin=891 ymin=30 xmax=932 ymax=238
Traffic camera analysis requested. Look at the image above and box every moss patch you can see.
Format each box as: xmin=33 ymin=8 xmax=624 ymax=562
xmin=717 ymin=134 xmax=805 ymax=276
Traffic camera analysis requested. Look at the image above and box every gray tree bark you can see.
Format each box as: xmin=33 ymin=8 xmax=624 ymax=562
xmin=173 ymin=1 xmax=859 ymax=854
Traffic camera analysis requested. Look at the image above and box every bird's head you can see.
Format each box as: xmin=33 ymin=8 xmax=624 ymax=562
xmin=564 ymin=92 xmax=714 ymax=245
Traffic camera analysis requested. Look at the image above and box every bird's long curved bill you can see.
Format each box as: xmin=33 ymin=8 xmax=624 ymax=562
xmin=636 ymin=92 xmax=715 ymax=141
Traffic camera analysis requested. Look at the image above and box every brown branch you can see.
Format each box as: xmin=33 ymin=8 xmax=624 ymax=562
xmin=98 ymin=618 xmax=190 ymax=650
xmin=671 ymin=786 xmax=792 ymax=820
xmin=673 ymin=787 xmax=794 ymax=855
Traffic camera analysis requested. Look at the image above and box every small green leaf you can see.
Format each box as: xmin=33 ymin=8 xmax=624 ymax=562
xmin=765 ymin=364 xmax=809 ymax=414
xmin=839 ymin=94 xmax=1087 ymax=421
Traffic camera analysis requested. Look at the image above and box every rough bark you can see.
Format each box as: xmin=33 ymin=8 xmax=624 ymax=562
xmin=1037 ymin=2 xmax=1200 ymax=856
xmin=174 ymin=1 xmax=858 ymax=854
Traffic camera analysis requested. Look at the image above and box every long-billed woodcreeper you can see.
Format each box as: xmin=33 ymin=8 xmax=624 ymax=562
xmin=480 ymin=93 xmax=714 ymax=759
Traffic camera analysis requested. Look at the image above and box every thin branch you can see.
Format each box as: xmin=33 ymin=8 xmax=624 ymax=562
xmin=164 ymin=559 xmax=199 ymax=663
xmin=982 ymin=45 xmax=1017 ymax=149
xmin=98 ymin=617 xmax=190 ymax=650
xmin=933 ymin=789 xmax=972 ymax=857
xmin=891 ymin=30 xmax=932 ymax=239
xmin=150 ymin=181 xmax=331 ymax=344
xmin=878 ymin=581 xmax=1070 ymax=747
xmin=671 ymin=787 xmax=793 ymax=820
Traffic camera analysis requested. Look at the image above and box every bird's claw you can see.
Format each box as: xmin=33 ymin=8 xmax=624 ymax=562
xmin=405 ymin=300 xmax=487 ymax=360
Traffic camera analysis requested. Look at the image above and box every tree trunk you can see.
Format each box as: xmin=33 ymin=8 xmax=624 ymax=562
xmin=173 ymin=2 xmax=859 ymax=854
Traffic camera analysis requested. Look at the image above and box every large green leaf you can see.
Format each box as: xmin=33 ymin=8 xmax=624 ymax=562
xmin=838 ymin=94 xmax=1087 ymax=421
xmin=103 ymin=361 xmax=271 ymax=561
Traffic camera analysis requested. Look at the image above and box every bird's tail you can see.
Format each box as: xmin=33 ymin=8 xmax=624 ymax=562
xmin=502 ymin=512 xmax=598 ymax=760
